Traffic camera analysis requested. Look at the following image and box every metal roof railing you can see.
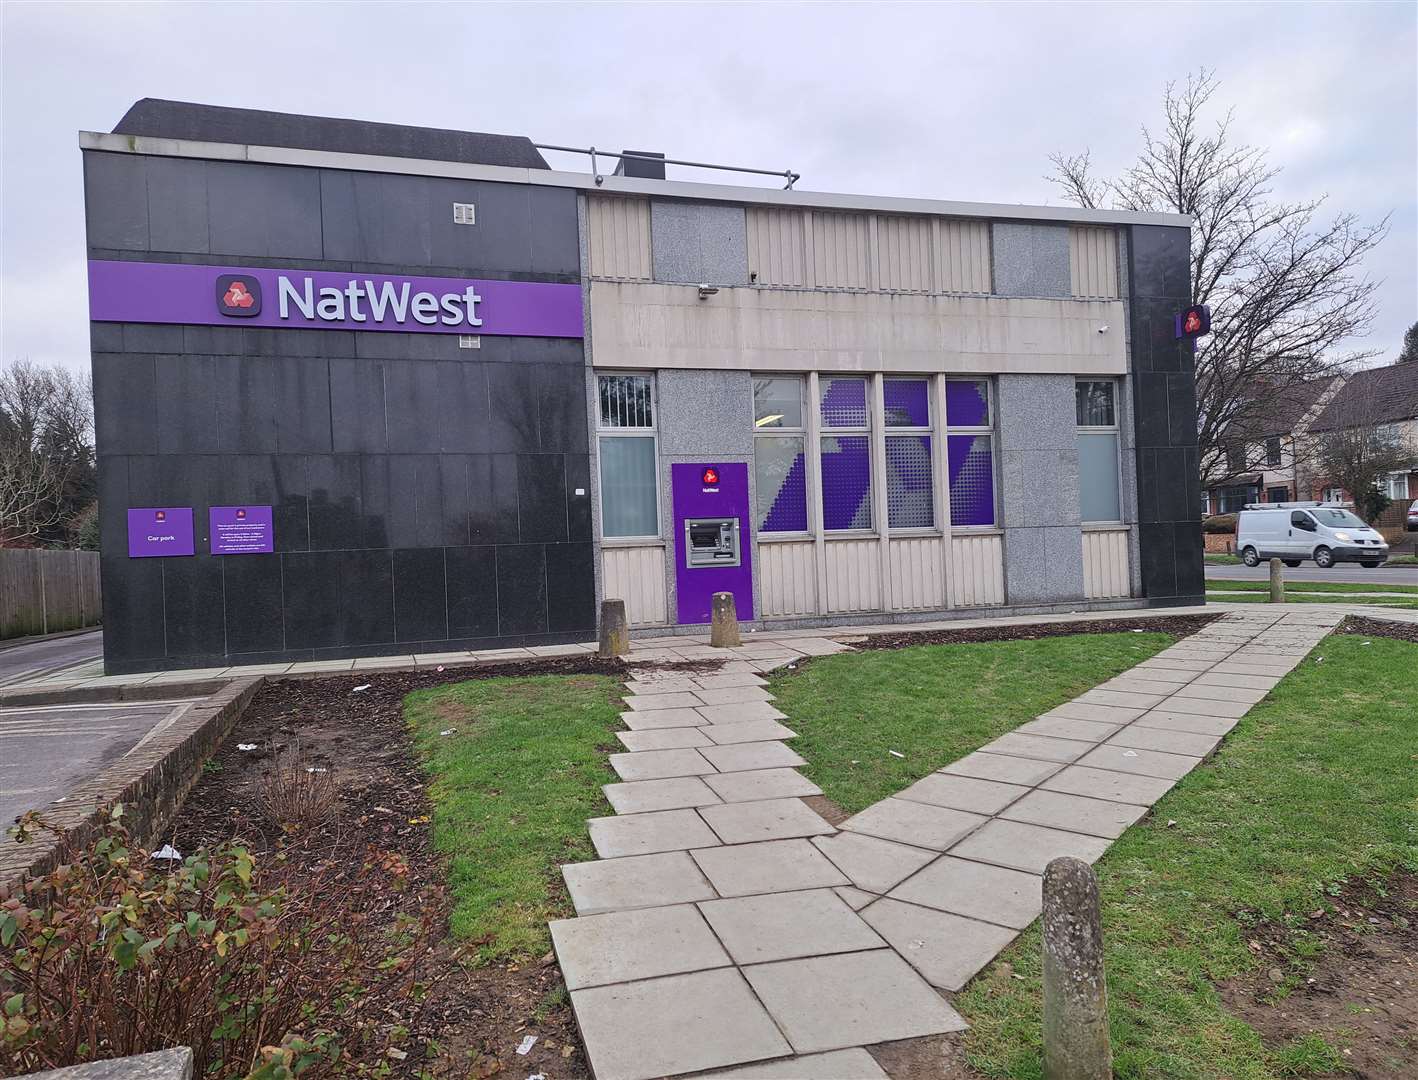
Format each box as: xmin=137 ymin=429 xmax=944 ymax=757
xmin=533 ymin=144 xmax=800 ymax=189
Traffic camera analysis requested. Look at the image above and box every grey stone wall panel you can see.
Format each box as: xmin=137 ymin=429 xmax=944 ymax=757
xmin=990 ymin=222 xmax=1070 ymax=298
xmin=651 ymin=201 xmax=749 ymax=285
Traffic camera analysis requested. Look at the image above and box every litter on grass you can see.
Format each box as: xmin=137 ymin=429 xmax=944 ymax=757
xmin=516 ymin=1035 xmax=538 ymax=1056
xmin=888 ymin=750 xmax=905 ymax=758
xmin=440 ymin=729 xmax=457 ymax=736
xmin=352 ymin=684 xmax=372 ymax=693
xmin=151 ymin=844 xmax=182 ymax=861
xmin=237 ymin=743 xmax=257 ymax=751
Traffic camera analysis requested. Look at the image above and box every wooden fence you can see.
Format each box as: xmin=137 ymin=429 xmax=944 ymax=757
xmin=0 ymin=549 xmax=102 ymax=639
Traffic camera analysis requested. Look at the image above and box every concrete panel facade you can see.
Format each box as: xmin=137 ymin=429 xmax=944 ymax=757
xmin=990 ymin=222 xmax=1071 ymax=298
xmin=650 ymin=201 xmax=750 ymax=286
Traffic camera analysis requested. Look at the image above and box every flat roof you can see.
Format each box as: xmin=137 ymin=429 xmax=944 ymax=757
xmin=78 ymin=129 xmax=1191 ymax=228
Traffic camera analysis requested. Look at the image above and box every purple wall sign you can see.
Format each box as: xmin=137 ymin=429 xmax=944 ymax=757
xmin=127 ymin=507 xmax=195 ymax=558
xmin=209 ymin=505 xmax=274 ymax=555
xmin=672 ymin=463 xmax=755 ymax=625
xmin=87 ymin=260 xmax=584 ymax=339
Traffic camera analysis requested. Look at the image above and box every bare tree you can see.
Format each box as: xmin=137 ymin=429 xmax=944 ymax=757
xmin=1048 ymin=70 xmax=1389 ymax=487
xmin=1298 ymin=375 xmax=1416 ymax=522
xmin=0 ymin=361 xmax=95 ymax=546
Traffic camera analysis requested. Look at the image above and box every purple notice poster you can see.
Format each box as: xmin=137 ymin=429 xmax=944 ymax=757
xmin=127 ymin=507 xmax=195 ymax=558
xmin=209 ymin=505 xmax=274 ymax=555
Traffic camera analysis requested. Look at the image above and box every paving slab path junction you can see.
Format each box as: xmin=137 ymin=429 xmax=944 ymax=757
xmin=552 ymin=608 xmax=1350 ymax=1080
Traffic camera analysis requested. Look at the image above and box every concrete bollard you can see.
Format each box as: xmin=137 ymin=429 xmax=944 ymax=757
xmin=710 ymin=591 xmax=742 ymax=648
xmin=1042 ymin=857 xmax=1111 ymax=1080
xmin=598 ymin=599 xmax=629 ymax=658
xmin=1268 ymin=558 xmax=1285 ymax=604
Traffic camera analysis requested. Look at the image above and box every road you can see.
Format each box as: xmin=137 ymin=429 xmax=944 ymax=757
xmin=0 ymin=629 xmax=104 ymax=688
xmin=0 ymin=698 xmax=194 ymax=826
xmin=1207 ymin=563 xmax=1418 ymax=586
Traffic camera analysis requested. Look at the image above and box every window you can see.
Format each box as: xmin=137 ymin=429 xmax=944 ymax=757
xmin=884 ymin=378 xmax=934 ymax=529
xmin=945 ymin=379 xmax=995 ymax=527
xmin=819 ymin=377 xmax=873 ymax=530
xmin=1384 ymin=472 xmax=1410 ymax=500
xmin=1226 ymin=442 xmax=1247 ymax=476
xmin=753 ymin=377 xmax=808 ymax=532
xmin=1265 ymin=437 xmax=1282 ymax=469
xmin=597 ymin=374 xmax=658 ymax=538
xmin=1076 ymin=379 xmax=1120 ymax=523
xmin=1321 ymin=487 xmax=1345 ymax=504
xmin=1216 ymin=484 xmax=1258 ymax=513
xmin=1266 ymin=486 xmax=1289 ymax=503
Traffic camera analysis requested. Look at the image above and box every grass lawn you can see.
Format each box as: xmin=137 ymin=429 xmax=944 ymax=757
xmin=1207 ymin=592 xmax=1418 ymax=609
xmin=955 ymin=634 xmax=1418 ymax=1079
xmin=767 ymin=632 xmax=1174 ymax=814
xmin=1205 ymin=553 xmax=1242 ymax=565
xmin=1206 ymin=579 xmax=1418 ymax=595
xmin=406 ymin=674 xmax=622 ymax=961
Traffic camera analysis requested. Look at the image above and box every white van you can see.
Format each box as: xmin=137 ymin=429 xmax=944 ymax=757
xmin=1236 ymin=503 xmax=1389 ymax=569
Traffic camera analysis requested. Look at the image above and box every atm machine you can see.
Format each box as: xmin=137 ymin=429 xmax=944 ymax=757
xmin=671 ymin=462 xmax=754 ymax=625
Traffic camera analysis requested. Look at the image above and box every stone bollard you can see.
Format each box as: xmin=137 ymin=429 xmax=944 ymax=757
xmin=710 ymin=591 xmax=742 ymax=648
xmin=1268 ymin=558 xmax=1285 ymax=604
xmin=1042 ymin=857 xmax=1111 ymax=1080
xmin=598 ymin=599 xmax=629 ymax=658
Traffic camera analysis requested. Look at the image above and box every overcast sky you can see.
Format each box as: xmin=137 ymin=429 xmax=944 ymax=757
xmin=2 ymin=1 xmax=1414 ymax=375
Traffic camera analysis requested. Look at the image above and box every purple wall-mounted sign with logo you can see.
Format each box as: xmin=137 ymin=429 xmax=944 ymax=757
xmin=127 ymin=507 xmax=195 ymax=558
xmin=87 ymin=260 xmax=584 ymax=339
xmin=209 ymin=505 xmax=274 ymax=555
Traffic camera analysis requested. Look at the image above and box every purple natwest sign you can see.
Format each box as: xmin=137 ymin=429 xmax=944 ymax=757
xmin=127 ymin=507 xmax=195 ymax=558
xmin=210 ymin=505 xmax=274 ymax=555
xmin=87 ymin=260 xmax=584 ymax=339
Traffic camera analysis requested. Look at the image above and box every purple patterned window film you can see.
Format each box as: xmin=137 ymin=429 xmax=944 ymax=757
xmin=821 ymin=435 xmax=873 ymax=530
xmin=756 ymin=437 xmax=809 ymax=532
xmin=945 ymin=380 xmax=990 ymax=427
xmin=947 ymin=434 xmax=995 ymax=527
xmin=820 ymin=378 xmax=868 ymax=428
xmin=884 ymin=379 xmax=930 ymax=427
xmin=886 ymin=435 xmax=934 ymax=528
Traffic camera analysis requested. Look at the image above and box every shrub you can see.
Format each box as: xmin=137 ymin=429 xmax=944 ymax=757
xmin=1 ymin=806 xmax=440 ymax=1078
xmin=257 ymin=750 xmax=339 ymax=832
xmin=1202 ymin=513 xmax=1238 ymax=534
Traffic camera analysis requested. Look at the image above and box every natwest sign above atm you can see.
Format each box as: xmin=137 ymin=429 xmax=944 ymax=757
xmin=87 ymin=260 xmax=584 ymax=339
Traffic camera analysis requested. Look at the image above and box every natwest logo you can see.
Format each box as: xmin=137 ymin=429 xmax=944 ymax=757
xmin=215 ymin=274 xmax=262 ymax=317
xmin=277 ymin=275 xmax=483 ymax=328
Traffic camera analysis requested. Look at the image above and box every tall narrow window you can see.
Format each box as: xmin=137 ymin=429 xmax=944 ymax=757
xmin=1076 ymin=379 xmax=1121 ymax=522
xmin=945 ymin=379 xmax=995 ymax=527
xmin=884 ymin=378 xmax=934 ymax=529
xmin=597 ymin=373 xmax=658 ymax=538
xmin=753 ymin=376 xmax=808 ymax=533
xmin=819 ymin=377 xmax=872 ymax=530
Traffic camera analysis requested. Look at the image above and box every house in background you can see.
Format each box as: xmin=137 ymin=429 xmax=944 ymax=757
xmin=1203 ymin=376 xmax=1342 ymax=514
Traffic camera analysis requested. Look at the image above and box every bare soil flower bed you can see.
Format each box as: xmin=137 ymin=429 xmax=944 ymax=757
xmin=859 ymin=612 xmax=1218 ymax=650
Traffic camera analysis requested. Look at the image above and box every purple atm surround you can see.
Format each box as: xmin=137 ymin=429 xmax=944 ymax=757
xmin=671 ymin=462 xmax=754 ymax=625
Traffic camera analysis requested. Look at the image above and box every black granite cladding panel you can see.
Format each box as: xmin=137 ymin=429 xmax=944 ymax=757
xmin=1128 ymin=224 xmax=1204 ymax=603
xmin=87 ymin=149 xmax=592 ymax=672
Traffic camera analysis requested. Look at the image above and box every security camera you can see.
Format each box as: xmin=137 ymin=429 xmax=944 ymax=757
xmin=1097 ymin=325 xmax=1109 ymax=334
xmin=697 ymin=284 xmax=719 ymax=299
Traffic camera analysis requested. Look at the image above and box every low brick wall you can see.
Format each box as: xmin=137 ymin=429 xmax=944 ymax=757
xmin=1204 ymin=533 xmax=1236 ymax=554
xmin=0 ymin=677 xmax=263 ymax=897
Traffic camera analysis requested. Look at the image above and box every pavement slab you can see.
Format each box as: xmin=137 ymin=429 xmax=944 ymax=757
xmin=699 ymin=740 xmax=807 ymax=773
xmin=588 ymin=808 xmax=723 ymax=859
xmin=698 ymin=888 xmax=885 ymax=964
xmin=893 ymin=772 xmax=1030 ymax=815
xmin=694 ymin=685 xmax=775 ymax=706
xmin=571 ymin=967 xmax=791 ymax=1080
xmin=1037 ymin=764 xmax=1177 ymax=806
xmin=948 ymin=818 xmax=1111 ymax=874
xmin=692 ymin=838 xmax=850 ymax=897
xmin=1042 ymin=701 xmax=1149 ymax=725
xmin=1153 ymin=694 xmax=1252 ymax=718
xmin=692 ymin=672 xmax=770 ymax=691
xmin=812 ymin=830 xmax=939 ymax=894
xmin=549 ymin=904 xmax=730 ymax=989
xmin=861 ymin=898 xmax=1018 ymax=991
xmin=1074 ymin=743 xmax=1201 ymax=780
xmin=939 ymin=751 xmax=1063 ymax=786
xmin=1131 ymin=710 xmax=1239 ymax=736
xmin=620 ymin=707 xmax=709 ymax=730
xmin=696 ymin=701 xmax=790 ymax=724
xmin=624 ymin=692 xmax=703 ymax=711
xmin=609 ymin=747 xmax=717 ymax=781
xmin=700 ymin=797 xmax=835 ymax=844
xmin=1106 ymin=725 xmax=1222 ymax=757
xmin=1014 ymin=715 xmax=1121 ymax=742
xmin=888 ymin=855 xmax=1043 ymax=929
xmin=701 ymin=719 xmax=798 ymax=745
xmin=699 ymin=1048 xmax=887 ymax=1079
xmin=833 ymin=886 xmax=876 ymax=911
xmin=999 ymin=788 xmax=1149 ymax=839
xmin=978 ymin=731 xmax=1094 ymax=764
xmin=703 ymin=767 xmax=823 ymax=803
xmin=562 ymin=851 xmax=718 ymax=916
xmin=743 ymin=949 xmax=968 ymax=1054
xmin=617 ymin=727 xmax=714 ymax=752
xmin=603 ymin=776 xmax=722 ymax=815
xmin=840 ymin=798 xmax=986 ymax=851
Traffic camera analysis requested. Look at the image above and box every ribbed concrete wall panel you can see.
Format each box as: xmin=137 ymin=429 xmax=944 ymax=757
xmin=877 ymin=215 xmax=933 ymax=293
xmin=758 ymin=541 xmax=818 ymax=617
xmin=1082 ymin=527 xmax=1132 ymax=599
xmin=601 ymin=544 xmax=668 ymax=626
xmin=810 ymin=211 xmax=872 ymax=289
xmin=587 ymin=196 xmax=652 ymax=280
xmin=824 ymin=537 xmax=881 ymax=612
xmin=938 ymin=220 xmax=993 ymax=294
xmin=1070 ymin=226 xmax=1120 ymax=299
xmin=948 ymin=533 xmax=1005 ymax=607
xmin=887 ymin=535 xmax=946 ymax=609
xmin=746 ymin=207 xmax=810 ymax=287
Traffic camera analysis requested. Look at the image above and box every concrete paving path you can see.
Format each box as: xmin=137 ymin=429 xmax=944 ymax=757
xmin=553 ymin=609 xmax=1345 ymax=1080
